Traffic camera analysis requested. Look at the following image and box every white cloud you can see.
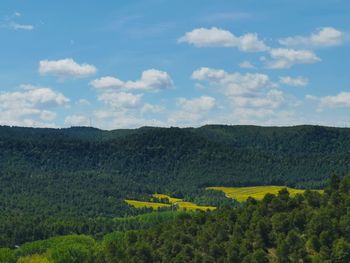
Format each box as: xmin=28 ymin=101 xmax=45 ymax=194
xmin=98 ymin=92 xmax=142 ymax=109
xmin=141 ymin=103 xmax=165 ymax=114
xmin=231 ymin=89 xmax=284 ymax=109
xmin=91 ymin=72 xmax=172 ymax=128
xmin=231 ymin=108 xmax=299 ymax=125
xmin=168 ymin=96 xmax=216 ymax=126
xmin=192 ymin=67 xmax=276 ymax=96
xmin=76 ymin=99 xmax=90 ymax=106
xmin=239 ymin=61 xmax=255 ymax=69
xmin=267 ymin=48 xmax=321 ymax=69
xmin=64 ymin=115 xmax=90 ymax=126
xmin=0 ymin=86 xmax=69 ymax=127
xmin=0 ymin=87 xmax=69 ymax=109
xmin=90 ymin=76 xmax=124 ymax=89
xmin=0 ymin=12 xmax=34 ymax=31
xmin=40 ymin=110 xmax=57 ymax=121
xmin=90 ymin=69 xmax=173 ymax=91
xmin=176 ymin=96 xmax=216 ymax=113
xmin=178 ymin=27 xmax=268 ymax=52
xmin=190 ymin=67 xmax=290 ymax=125
xmin=311 ymin=92 xmax=350 ymax=110
xmin=9 ymin=22 xmax=34 ymax=31
xmin=279 ymin=76 xmax=308 ymax=87
xmin=39 ymin=58 xmax=97 ymax=78
xmin=279 ymin=27 xmax=344 ymax=47
xmin=93 ymin=110 xmax=164 ymax=129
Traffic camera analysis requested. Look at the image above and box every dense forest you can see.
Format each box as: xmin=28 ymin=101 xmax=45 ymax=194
xmin=2 ymin=175 xmax=350 ymax=262
xmin=1 ymin=125 xmax=350 ymax=248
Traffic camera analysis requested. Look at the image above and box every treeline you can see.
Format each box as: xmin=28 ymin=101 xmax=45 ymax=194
xmin=3 ymin=175 xmax=350 ymax=262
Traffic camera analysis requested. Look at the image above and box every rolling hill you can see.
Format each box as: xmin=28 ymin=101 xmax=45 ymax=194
xmin=1 ymin=124 xmax=350 ymax=246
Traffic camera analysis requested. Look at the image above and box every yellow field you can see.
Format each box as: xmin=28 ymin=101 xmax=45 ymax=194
xmin=126 ymin=194 xmax=216 ymax=211
xmin=152 ymin=194 xmax=215 ymax=211
xmin=207 ymin=186 xmax=321 ymax=202
xmin=152 ymin=193 xmax=183 ymax=203
xmin=176 ymin=201 xmax=216 ymax=211
xmin=125 ymin=199 xmax=171 ymax=209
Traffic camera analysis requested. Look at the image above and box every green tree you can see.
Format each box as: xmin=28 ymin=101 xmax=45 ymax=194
xmin=332 ymin=239 xmax=350 ymax=263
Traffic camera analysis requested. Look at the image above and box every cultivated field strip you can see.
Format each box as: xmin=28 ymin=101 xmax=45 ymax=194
xmin=207 ymin=186 xmax=322 ymax=202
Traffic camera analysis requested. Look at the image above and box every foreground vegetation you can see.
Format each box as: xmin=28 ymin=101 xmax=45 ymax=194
xmin=2 ymin=175 xmax=350 ymax=262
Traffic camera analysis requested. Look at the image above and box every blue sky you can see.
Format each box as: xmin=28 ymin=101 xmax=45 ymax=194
xmin=0 ymin=0 xmax=349 ymax=129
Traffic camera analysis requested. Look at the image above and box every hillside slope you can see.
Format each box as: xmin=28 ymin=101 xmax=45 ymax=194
xmin=1 ymin=124 xmax=350 ymax=246
xmin=1 ymin=125 xmax=350 ymax=188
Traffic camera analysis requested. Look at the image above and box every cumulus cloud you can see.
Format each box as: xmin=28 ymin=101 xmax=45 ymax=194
xmin=231 ymin=90 xmax=285 ymax=109
xmin=76 ymin=99 xmax=90 ymax=106
xmin=141 ymin=103 xmax=165 ymax=114
xmin=191 ymin=67 xmax=289 ymax=124
xmin=279 ymin=76 xmax=308 ymax=87
xmin=192 ymin=67 xmax=276 ymax=96
xmin=93 ymin=110 xmax=164 ymax=129
xmin=176 ymin=96 xmax=216 ymax=112
xmin=0 ymin=86 xmax=69 ymax=127
xmin=40 ymin=110 xmax=57 ymax=121
xmin=90 ymin=70 xmax=172 ymax=128
xmin=167 ymin=96 xmax=216 ymax=126
xmin=0 ymin=87 xmax=69 ymax=108
xmin=267 ymin=48 xmax=321 ymax=69
xmin=98 ymin=92 xmax=142 ymax=109
xmin=90 ymin=76 xmax=124 ymax=89
xmin=90 ymin=69 xmax=173 ymax=91
xmin=279 ymin=27 xmax=345 ymax=47
xmin=309 ymin=92 xmax=350 ymax=110
xmin=239 ymin=61 xmax=255 ymax=69
xmin=178 ymin=27 xmax=268 ymax=52
xmin=64 ymin=115 xmax=90 ymax=126
xmin=39 ymin=58 xmax=97 ymax=78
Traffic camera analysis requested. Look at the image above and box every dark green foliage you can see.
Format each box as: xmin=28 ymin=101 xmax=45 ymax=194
xmin=1 ymin=125 xmax=350 ymax=248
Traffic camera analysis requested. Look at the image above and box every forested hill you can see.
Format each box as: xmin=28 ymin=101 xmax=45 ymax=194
xmin=1 ymin=124 xmax=350 ymax=247
xmin=1 ymin=124 xmax=350 ymax=189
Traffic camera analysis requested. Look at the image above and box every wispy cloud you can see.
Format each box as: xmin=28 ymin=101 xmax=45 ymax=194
xmin=9 ymin=22 xmax=34 ymax=31
xmin=1 ymin=12 xmax=34 ymax=31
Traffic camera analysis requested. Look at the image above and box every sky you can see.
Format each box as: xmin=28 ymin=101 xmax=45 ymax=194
xmin=0 ymin=0 xmax=349 ymax=129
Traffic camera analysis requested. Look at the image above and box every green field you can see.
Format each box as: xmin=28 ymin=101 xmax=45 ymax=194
xmin=207 ymin=186 xmax=322 ymax=202
xmin=126 ymin=194 xmax=216 ymax=211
